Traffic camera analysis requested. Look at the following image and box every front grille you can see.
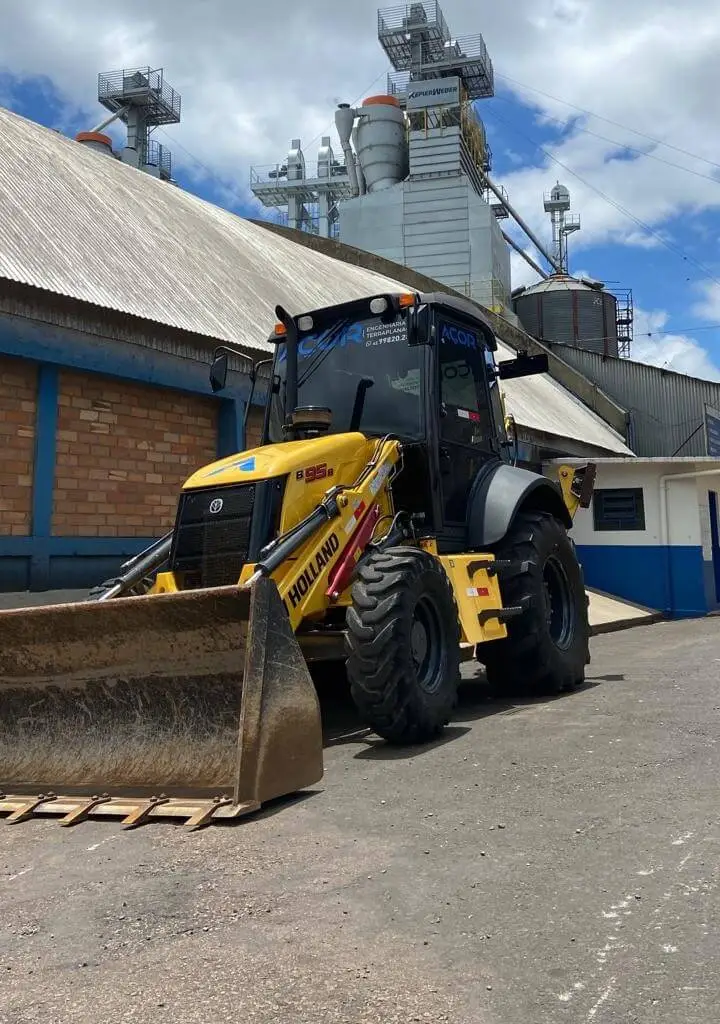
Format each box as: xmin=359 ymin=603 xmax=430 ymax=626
xmin=170 ymin=484 xmax=256 ymax=589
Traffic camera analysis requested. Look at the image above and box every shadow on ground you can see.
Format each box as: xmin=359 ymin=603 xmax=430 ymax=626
xmin=312 ymin=661 xmax=604 ymax=761
xmin=117 ymin=664 xmax=611 ymax=831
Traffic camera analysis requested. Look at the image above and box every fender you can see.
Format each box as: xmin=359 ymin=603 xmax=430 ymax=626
xmin=467 ymin=462 xmax=572 ymax=548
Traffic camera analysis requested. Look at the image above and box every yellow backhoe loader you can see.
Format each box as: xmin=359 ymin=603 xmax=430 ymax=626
xmin=0 ymin=291 xmax=595 ymax=829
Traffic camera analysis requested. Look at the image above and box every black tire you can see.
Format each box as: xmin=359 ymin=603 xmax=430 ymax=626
xmin=476 ymin=510 xmax=590 ymax=697
xmin=345 ymin=546 xmax=461 ymax=744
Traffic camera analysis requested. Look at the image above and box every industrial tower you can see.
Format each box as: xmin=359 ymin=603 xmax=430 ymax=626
xmin=75 ymin=68 xmax=181 ymax=182
xmin=543 ymin=183 xmax=580 ymax=275
xmin=250 ymin=3 xmax=517 ymax=314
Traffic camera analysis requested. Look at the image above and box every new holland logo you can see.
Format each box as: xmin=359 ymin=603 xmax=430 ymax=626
xmin=209 ymin=498 xmax=224 ymax=514
xmin=285 ymin=533 xmax=340 ymax=609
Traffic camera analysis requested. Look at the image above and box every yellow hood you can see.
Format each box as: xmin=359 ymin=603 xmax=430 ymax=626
xmin=183 ymin=432 xmax=373 ymax=489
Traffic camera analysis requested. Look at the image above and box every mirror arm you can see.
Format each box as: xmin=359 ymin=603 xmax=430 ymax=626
xmin=241 ymin=357 xmax=274 ymax=447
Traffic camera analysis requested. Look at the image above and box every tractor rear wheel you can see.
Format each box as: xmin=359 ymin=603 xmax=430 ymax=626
xmin=476 ymin=510 xmax=590 ymax=697
xmin=345 ymin=546 xmax=460 ymax=744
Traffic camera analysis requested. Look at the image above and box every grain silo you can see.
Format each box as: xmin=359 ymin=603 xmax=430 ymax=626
xmin=512 ymin=183 xmax=632 ymax=357
xmin=513 ymin=274 xmax=620 ymax=357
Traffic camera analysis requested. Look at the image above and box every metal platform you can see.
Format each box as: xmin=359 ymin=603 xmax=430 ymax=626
xmin=249 ymin=166 xmax=357 ymax=208
xmin=98 ymin=67 xmax=181 ymax=126
xmin=378 ymin=2 xmax=451 ymax=68
xmin=378 ymin=3 xmax=494 ymax=100
xmin=144 ymin=139 xmax=172 ymax=180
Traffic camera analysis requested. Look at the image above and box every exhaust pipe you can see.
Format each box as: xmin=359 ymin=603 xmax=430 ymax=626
xmin=351 ymin=125 xmax=366 ymax=195
xmin=335 ymin=104 xmax=359 ymax=196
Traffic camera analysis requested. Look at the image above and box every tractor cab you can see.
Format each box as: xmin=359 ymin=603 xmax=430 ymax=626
xmin=249 ymin=291 xmax=549 ymax=549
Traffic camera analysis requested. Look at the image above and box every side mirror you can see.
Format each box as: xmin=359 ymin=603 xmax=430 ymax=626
xmin=209 ymin=346 xmax=255 ymax=392
xmin=497 ymin=352 xmax=549 ymax=380
xmin=209 ymin=349 xmax=229 ymax=393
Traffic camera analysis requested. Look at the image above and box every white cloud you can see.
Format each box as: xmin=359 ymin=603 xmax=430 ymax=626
xmin=509 ymin=248 xmax=543 ymax=290
xmin=2 ymin=0 xmax=720 ymax=385
xmin=692 ymin=282 xmax=720 ymax=323
xmin=494 ymin=127 xmax=720 ymax=259
xmin=0 ymin=0 xmax=719 ymax=237
xmin=631 ymin=308 xmax=720 ymax=382
xmin=0 ymin=0 xmax=388 ymax=208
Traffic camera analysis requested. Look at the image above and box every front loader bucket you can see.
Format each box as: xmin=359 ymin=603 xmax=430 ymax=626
xmin=0 ymin=578 xmax=323 ymax=828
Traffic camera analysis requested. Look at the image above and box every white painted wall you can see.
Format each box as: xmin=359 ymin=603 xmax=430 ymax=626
xmin=545 ymin=462 xmax=712 ymax=548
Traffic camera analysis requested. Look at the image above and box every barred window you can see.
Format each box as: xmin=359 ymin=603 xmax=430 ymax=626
xmin=592 ymin=488 xmax=645 ymax=532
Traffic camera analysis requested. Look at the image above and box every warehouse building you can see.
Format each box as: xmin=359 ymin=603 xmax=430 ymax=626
xmin=0 ymin=104 xmax=632 ymax=592
xmin=542 ymin=345 xmax=720 ymax=458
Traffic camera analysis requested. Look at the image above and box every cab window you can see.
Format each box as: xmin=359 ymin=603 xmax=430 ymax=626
xmin=436 ymin=317 xmax=496 ymax=451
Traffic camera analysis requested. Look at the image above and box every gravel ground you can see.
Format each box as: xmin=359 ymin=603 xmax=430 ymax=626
xmin=1 ymin=617 xmax=719 ymax=1023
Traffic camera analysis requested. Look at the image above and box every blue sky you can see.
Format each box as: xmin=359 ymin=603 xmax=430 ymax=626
xmin=1 ymin=0 xmax=719 ymax=380
xmin=481 ymin=86 xmax=720 ymax=379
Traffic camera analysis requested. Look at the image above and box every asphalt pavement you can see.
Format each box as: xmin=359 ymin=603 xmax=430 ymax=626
xmin=1 ymin=617 xmax=718 ymax=1023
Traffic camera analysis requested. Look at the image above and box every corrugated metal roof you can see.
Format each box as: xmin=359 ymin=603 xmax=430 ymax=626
xmin=553 ymin=345 xmax=720 ymax=457
xmin=520 ymin=275 xmax=599 ymax=295
xmin=0 ymin=104 xmax=632 ymax=456
xmin=0 ymin=107 xmax=407 ymax=352
xmin=495 ymin=339 xmax=632 ymax=454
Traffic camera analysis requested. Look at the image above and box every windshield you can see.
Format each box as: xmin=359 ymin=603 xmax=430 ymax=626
xmin=267 ymin=311 xmax=424 ymax=442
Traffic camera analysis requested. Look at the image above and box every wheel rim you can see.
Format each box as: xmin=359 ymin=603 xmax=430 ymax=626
xmin=543 ymin=555 xmax=575 ymax=650
xmin=410 ymin=595 xmax=445 ymax=694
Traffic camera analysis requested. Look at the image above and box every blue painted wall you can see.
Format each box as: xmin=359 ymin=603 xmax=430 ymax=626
xmin=0 ymin=312 xmax=260 ymax=592
xmin=576 ymin=544 xmax=709 ymax=618
xmin=0 ymin=536 xmax=150 ymax=591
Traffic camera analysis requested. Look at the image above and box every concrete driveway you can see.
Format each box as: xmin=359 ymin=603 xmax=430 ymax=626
xmin=1 ymin=617 xmax=718 ymax=1023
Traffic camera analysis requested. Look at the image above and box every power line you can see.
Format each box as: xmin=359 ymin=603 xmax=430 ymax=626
xmin=494 ymin=71 xmax=720 ymax=175
xmin=645 ymin=322 xmax=720 ymax=334
xmin=534 ymin=325 xmax=720 ymax=344
xmin=492 ymin=96 xmax=720 ymax=187
xmin=488 ymin=109 xmax=720 ymax=293
xmin=156 ymin=128 xmax=253 ymax=211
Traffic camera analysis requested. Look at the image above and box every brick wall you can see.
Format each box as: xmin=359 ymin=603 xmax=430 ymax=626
xmin=0 ymin=356 xmax=36 ymax=536
xmin=53 ymin=371 xmax=219 ymax=537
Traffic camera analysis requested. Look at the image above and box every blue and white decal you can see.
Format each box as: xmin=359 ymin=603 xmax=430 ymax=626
xmin=207 ymin=455 xmax=256 ymax=477
xmin=440 ymin=322 xmax=479 ymax=350
xmin=277 ymin=319 xmax=407 ymax=362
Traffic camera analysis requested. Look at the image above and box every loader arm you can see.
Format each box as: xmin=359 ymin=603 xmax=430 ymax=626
xmin=239 ymin=438 xmax=402 ymax=631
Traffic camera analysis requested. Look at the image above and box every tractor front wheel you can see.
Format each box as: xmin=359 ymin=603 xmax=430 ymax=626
xmin=345 ymin=546 xmax=460 ymax=744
